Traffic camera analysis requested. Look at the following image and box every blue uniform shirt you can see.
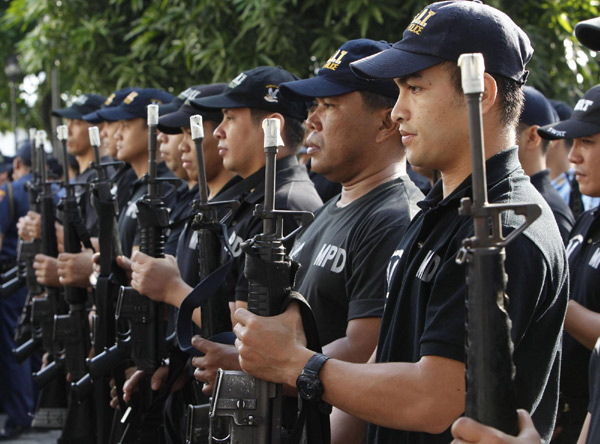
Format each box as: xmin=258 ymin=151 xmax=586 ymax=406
xmin=0 ymin=173 xmax=32 ymax=262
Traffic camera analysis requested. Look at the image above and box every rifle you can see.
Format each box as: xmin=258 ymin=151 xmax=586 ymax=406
xmin=209 ymin=119 xmax=313 ymax=443
xmin=113 ymin=104 xmax=176 ymax=443
xmin=455 ymin=53 xmax=541 ymax=434
xmin=71 ymin=126 xmax=128 ymax=444
xmin=22 ymin=130 xmax=69 ymax=429
xmin=1 ymin=129 xmax=43 ymax=299
xmin=181 ymin=115 xmax=239 ymax=444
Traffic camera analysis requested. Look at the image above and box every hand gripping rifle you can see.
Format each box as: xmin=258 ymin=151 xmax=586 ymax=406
xmin=15 ymin=131 xmax=67 ymax=382
xmin=178 ymin=115 xmax=239 ymax=444
xmin=209 ymin=119 xmax=314 ymax=444
xmin=71 ymin=126 xmax=128 ymax=444
xmin=455 ymin=54 xmax=541 ymax=434
xmin=53 ymin=124 xmax=94 ymax=383
xmin=0 ymin=129 xmax=43 ymax=298
xmin=113 ymin=104 xmax=177 ymax=442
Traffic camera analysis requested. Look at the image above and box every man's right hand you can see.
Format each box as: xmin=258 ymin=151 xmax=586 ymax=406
xmin=191 ymin=336 xmax=241 ymax=395
xmin=33 ymin=253 xmax=60 ymax=287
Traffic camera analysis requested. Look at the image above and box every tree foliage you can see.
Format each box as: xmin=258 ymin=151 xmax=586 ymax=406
xmin=0 ymin=0 xmax=598 ymax=135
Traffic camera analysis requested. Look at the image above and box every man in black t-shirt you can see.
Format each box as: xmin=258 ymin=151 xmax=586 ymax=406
xmin=537 ymin=84 xmax=600 ymax=443
xmin=233 ymin=3 xmax=567 ymax=444
xmin=280 ymin=38 xmax=424 ymax=442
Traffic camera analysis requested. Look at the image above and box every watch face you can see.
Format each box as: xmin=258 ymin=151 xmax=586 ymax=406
xmin=297 ymin=375 xmax=319 ymax=401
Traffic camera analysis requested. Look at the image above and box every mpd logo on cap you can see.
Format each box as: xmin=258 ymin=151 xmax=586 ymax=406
xmin=229 ymin=73 xmax=247 ymax=89
xmin=178 ymin=87 xmax=201 ymax=101
xmin=264 ymin=85 xmax=279 ymax=103
xmin=74 ymin=95 xmax=89 ymax=105
xmin=407 ymin=8 xmax=436 ymax=35
xmin=323 ymin=50 xmax=348 ymax=71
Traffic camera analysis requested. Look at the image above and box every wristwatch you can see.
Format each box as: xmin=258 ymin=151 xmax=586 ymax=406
xmin=296 ymin=353 xmax=330 ymax=401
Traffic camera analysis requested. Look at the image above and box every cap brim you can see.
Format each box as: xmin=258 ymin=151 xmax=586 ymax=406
xmin=190 ymin=93 xmax=248 ymax=111
xmin=51 ymin=108 xmax=84 ymax=119
xmin=280 ymin=77 xmax=356 ymax=101
xmin=350 ymin=47 xmax=444 ymax=80
xmin=158 ymin=98 xmax=184 ymax=116
xmin=96 ymin=107 xmax=139 ymax=122
xmin=82 ymin=111 xmax=103 ymax=124
xmin=538 ymin=119 xmax=600 ymax=140
xmin=575 ymin=17 xmax=600 ymax=51
xmin=158 ymin=109 xmax=191 ymax=134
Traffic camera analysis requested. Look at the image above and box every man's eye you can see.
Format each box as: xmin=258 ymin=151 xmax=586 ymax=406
xmin=408 ymin=85 xmax=422 ymax=93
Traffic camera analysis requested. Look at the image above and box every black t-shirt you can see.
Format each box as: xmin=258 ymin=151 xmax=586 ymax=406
xmin=111 ymin=162 xmax=137 ymax=215
xmin=228 ymin=155 xmax=323 ymax=302
xmin=165 ymin=183 xmax=198 ymax=257
xmin=370 ymin=148 xmax=568 ymax=444
xmin=175 ymin=176 xmax=243 ymax=286
xmin=117 ymin=162 xmax=180 ymax=258
xmin=561 ymin=207 xmax=600 ymax=404
xmin=289 ymin=177 xmax=423 ymax=346
xmin=74 ymin=165 xmax=102 ymax=238
xmin=530 ymin=169 xmax=575 ymax=245
xmin=586 ymin=338 xmax=600 ymax=443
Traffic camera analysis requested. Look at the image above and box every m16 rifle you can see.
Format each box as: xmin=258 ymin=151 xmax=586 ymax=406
xmin=177 ymin=115 xmax=239 ymax=444
xmin=71 ymin=126 xmax=127 ymax=444
xmin=111 ymin=104 xmax=176 ymax=443
xmin=0 ymin=129 xmax=43 ymax=299
xmin=209 ymin=119 xmax=313 ymax=444
xmin=456 ymin=53 xmax=541 ymax=435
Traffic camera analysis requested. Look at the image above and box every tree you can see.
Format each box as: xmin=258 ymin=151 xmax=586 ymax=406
xmin=1 ymin=0 xmax=598 ymax=135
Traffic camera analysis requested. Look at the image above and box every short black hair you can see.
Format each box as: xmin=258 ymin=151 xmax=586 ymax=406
xmin=359 ymin=90 xmax=397 ymax=111
xmin=249 ymin=108 xmax=305 ymax=153
xmin=445 ymin=61 xmax=524 ymax=128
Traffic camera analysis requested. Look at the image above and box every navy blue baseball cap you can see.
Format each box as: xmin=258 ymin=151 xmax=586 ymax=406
xmin=96 ymin=88 xmax=174 ymax=122
xmin=190 ymin=66 xmax=309 ymax=121
xmin=158 ymin=84 xmax=227 ymax=134
xmin=0 ymin=153 xmax=13 ymax=173
xmin=15 ymin=140 xmax=32 ymax=166
xmin=575 ymin=17 xmax=600 ymax=51
xmin=52 ymin=93 xmax=106 ymax=120
xmin=83 ymin=87 xmax=140 ymax=123
xmin=520 ymin=86 xmax=557 ymax=127
xmin=550 ymin=100 xmax=573 ymax=122
xmin=350 ymin=1 xmax=533 ymax=85
xmin=538 ymin=84 xmax=600 ymax=140
xmin=158 ymin=85 xmax=210 ymax=116
xmin=280 ymin=39 xmax=399 ymax=101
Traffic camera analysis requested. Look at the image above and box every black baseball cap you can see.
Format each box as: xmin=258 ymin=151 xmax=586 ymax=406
xmin=83 ymin=87 xmax=140 ymax=123
xmin=0 ymin=154 xmax=13 ymax=173
xmin=158 ymin=84 xmax=227 ymax=134
xmin=280 ymin=39 xmax=399 ymax=101
xmin=190 ymin=66 xmax=309 ymax=121
xmin=52 ymin=93 xmax=106 ymax=120
xmin=159 ymin=85 xmax=209 ymax=116
xmin=575 ymin=17 xmax=600 ymax=51
xmin=549 ymin=100 xmax=573 ymax=122
xmin=520 ymin=86 xmax=557 ymax=127
xmin=96 ymin=88 xmax=174 ymax=122
xmin=538 ymin=84 xmax=600 ymax=140
xmin=350 ymin=1 xmax=533 ymax=85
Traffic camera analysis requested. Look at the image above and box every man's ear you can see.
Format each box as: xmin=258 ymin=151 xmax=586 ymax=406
xmin=481 ymin=73 xmax=498 ymax=115
xmin=375 ymin=109 xmax=400 ymax=144
xmin=523 ymin=125 xmax=541 ymax=150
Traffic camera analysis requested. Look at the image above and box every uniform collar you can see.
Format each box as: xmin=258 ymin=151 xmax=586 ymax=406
xmin=418 ymin=146 xmax=522 ymax=212
xmin=243 ymin=155 xmax=301 ymax=205
xmin=529 ymin=169 xmax=551 ymax=189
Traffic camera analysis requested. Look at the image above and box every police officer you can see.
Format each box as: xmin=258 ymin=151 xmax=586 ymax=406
xmin=517 ymin=86 xmax=575 ymax=244
xmin=0 ymin=142 xmax=35 ymax=439
xmin=234 ymin=3 xmax=567 ymax=444
xmin=536 ymin=83 xmax=600 ymax=444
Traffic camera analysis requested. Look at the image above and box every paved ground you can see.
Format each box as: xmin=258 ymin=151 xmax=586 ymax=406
xmin=0 ymin=415 xmax=60 ymax=444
